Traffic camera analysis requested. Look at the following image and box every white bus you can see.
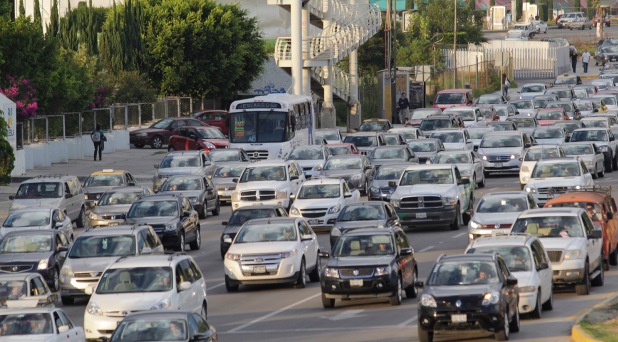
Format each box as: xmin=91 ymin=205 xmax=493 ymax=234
xmin=228 ymin=94 xmax=316 ymax=160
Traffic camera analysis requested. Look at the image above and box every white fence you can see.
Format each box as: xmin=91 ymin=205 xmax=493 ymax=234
xmin=442 ymin=40 xmax=571 ymax=79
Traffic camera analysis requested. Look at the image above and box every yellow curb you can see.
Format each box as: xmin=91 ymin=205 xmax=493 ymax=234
xmin=571 ymin=291 xmax=618 ymax=342
xmin=580 ymin=75 xmax=601 ymax=79
xmin=572 ymin=324 xmax=601 ymax=342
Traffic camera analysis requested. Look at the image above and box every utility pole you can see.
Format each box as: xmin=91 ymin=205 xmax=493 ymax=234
xmin=453 ymin=0 xmax=458 ymax=88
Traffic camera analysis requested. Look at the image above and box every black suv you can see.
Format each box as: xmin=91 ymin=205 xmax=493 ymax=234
xmin=416 ymin=253 xmax=520 ymax=342
xmin=219 ymin=205 xmax=288 ymax=258
xmin=125 ymin=193 xmax=200 ymax=252
xmin=319 ymin=227 xmax=417 ymax=308
xmin=330 ymin=201 xmax=401 ymax=247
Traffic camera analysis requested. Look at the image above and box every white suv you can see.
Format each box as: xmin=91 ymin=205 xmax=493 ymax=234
xmin=231 ymin=160 xmax=305 ymax=211
xmin=83 ymin=253 xmax=207 ymax=340
xmin=289 ymin=178 xmax=360 ymax=229
xmin=525 ymin=157 xmax=594 ymax=205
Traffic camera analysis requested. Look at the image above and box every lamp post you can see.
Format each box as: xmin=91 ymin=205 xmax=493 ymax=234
xmin=453 ymin=0 xmax=457 ymax=88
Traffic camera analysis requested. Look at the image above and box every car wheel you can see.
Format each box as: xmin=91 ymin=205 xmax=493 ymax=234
xmin=510 ymin=306 xmax=520 ymax=332
xmin=605 ymin=156 xmax=613 ymax=173
xmin=200 ymin=301 xmax=208 ymax=319
xmin=610 ymin=247 xmax=618 ymax=266
xmin=151 ymin=135 xmax=163 ymax=149
xmin=168 ymin=145 xmax=175 ymax=152
xmin=389 ymin=276 xmax=403 ymax=305
xmin=418 ymin=328 xmax=433 ymax=342
xmin=404 ymin=269 xmax=418 ymax=298
xmin=189 ymin=227 xmax=201 ymax=251
xmin=599 ymin=164 xmax=605 ymax=178
xmin=50 ymin=268 xmax=60 ymax=291
xmin=531 ymin=290 xmax=542 ymax=319
xmin=592 ymin=263 xmax=604 ymax=286
xmin=198 ymin=201 xmax=207 ymax=219
xmin=321 ymin=293 xmax=335 ymax=308
xmin=362 ymin=180 xmax=369 ymax=196
xmin=603 ymin=259 xmax=610 ymax=271
xmin=472 ymin=175 xmax=476 ymax=188
xmin=175 ymin=231 xmax=185 ymax=252
xmin=225 ymin=275 xmax=239 ymax=292
xmin=450 ymin=204 xmax=461 ymax=231
xmin=478 ymin=173 xmax=485 ymax=188
xmin=542 ymin=289 xmax=554 ymax=311
xmin=61 ymin=296 xmax=74 ymax=305
xmin=295 ymin=259 xmax=307 ymax=288
xmin=592 ymin=166 xmax=598 ymax=179
xmin=133 ymin=143 xmax=145 ymax=148
xmin=212 ymin=200 xmax=221 ymax=216
xmin=308 ymin=254 xmax=320 ymax=282
xmin=495 ymin=308 xmax=510 ymax=341
xmin=613 ymin=153 xmax=618 ymax=171
xmin=76 ymin=206 xmax=86 ymax=228
xmin=220 ymin=248 xmax=226 ymax=260
xmin=575 ymin=262 xmax=591 ymax=295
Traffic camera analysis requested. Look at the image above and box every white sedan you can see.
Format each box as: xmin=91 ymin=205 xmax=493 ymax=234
xmin=1 ymin=207 xmax=73 ymax=242
xmin=0 ymin=306 xmax=85 ymax=341
xmin=532 ymin=20 xmax=548 ymax=33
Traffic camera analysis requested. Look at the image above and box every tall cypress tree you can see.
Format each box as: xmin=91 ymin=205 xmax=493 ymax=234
xmin=33 ymin=0 xmax=42 ymax=31
xmin=48 ymin=0 xmax=59 ymax=37
xmin=123 ymin=0 xmax=145 ymax=72
xmin=99 ymin=0 xmax=124 ymax=74
xmin=19 ymin=0 xmax=25 ymax=17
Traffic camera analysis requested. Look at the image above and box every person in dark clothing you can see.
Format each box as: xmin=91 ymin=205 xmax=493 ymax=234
xmin=570 ymin=46 xmax=578 ymax=73
xmin=91 ymin=124 xmax=106 ymax=161
xmin=397 ymin=92 xmax=410 ymax=125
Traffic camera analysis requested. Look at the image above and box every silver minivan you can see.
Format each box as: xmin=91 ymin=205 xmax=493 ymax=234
xmin=9 ymin=175 xmax=87 ymax=228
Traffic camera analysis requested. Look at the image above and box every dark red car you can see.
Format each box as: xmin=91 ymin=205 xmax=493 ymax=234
xmin=535 ymin=108 xmax=570 ymax=126
xmin=191 ymin=110 xmax=230 ymax=135
xmin=168 ymin=126 xmax=229 ymax=152
xmin=594 ymin=15 xmax=611 ymax=27
xmin=130 ymin=117 xmax=205 ymax=149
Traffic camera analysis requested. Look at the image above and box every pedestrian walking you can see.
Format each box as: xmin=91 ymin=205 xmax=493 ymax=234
xmin=501 ymin=73 xmax=510 ymax=99
xmin=582 ymin=50 xmax=591 ymax=73
xmin=397 ymin=92 xmax=410 ymax=125
xmin=91 ymin=124 xmax=106 ymax=161
xmin=570 ymin=45 xmax=578 ymax=73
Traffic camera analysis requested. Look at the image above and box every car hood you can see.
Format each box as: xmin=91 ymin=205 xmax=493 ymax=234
xmin=10 ymin=198 xmax=62 ymax=210
xmin=477 ymin=147 xmax=523 ymax=155
xmin=125 ymin=217 xmax=176 ymax=225
xmin=534 ymin=138 xmax=564 ymax=145
xmin=395 ymin=184 xmax=456 ymax=196
xmin=93 ymin=204 xmax=133 ymax=215
xmin=83 ymin=186 xmax=115 ymax=195
xmin=66 ymin=256 xmax=122 ymax=273
xmin=527 ymin=177 xmax=585 ymax=188
xmin=327 ymin=255 xmax=394 ymax=268
xmin=335 ymin=220 xmax=387 ymax=230
xmin=579 ymin=155 xmax=595 ymax=163
xmin=2 ymin=335 xmax=58 ymax=342
xmin=235 ymin=181 xmax=290 ymax=191
xmin=223 ymin=224 xmax=243 ymax=235
xmin=442 ymin=143 xmax=467 ymax=150
xmin=414 ymin=151 xmax=437 ymax=158
xmin=538 ymin=120 xmax=561 ymax=126
xmin=203 ymin=138 xmax=229 ymax=147
xmin=471 ymin=212 xmax=521 ymax=225
xmin=293 ymin=198 xmax=340 ymax=210
xmin=520 ymin=92 xmax=544 ymax=100
xmin=227 ymin=241 xmax=298 ymax=254
xmin=463 ymin=121 xmax=476 ymax=128
xmin=295 ymin=160 xmax=323 ymax=168
xmin=427 ymin=283 xmax=501 ymax=298
xmin=157 ymin=167 xmax=204 ymax=177
xmin=93 ymin=291 xmax=174 ymax=311
xmin=212 ymin=177 xmax=236 ymax=186
xmin=0 ymin=252 xmax=53 ymax=263
xmin=159 ymin=190 xmax=203 ymax=198
xmin=371 ymin=159 xmax=407 ymax=167
xmin=537 ymin=237 xmax=586 ymax=250
xmin=370 ymin=179 xmax=396 ymax=188
xmin=320 ymin=169 xmax=363 ymax=178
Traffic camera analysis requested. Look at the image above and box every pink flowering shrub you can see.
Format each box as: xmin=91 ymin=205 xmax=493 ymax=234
xmin=89 ymin=85 xmax=114 ymax=109
xmin=0 ymin=76 xmax=38 ymax=118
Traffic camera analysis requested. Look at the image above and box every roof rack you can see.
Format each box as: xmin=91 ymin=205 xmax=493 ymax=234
xmin=166 ymin=252 xmax=187 ymax=260
xmin=564 ymin=185 xmax=612 ymax=196
xmin=30 ymin=175 xmax=69 ymax=179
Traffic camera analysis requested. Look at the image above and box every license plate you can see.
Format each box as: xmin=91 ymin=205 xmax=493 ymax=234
xmin=308 ymin=219 xmax=320 ymax=225
xmin=493 ymin=162 xmax=503 ymax=167
xmin=416 ymin=212 xmax=427 ymax=219
xmin=252 ymin=202 xmax=263 ymax=206
xmin=451 ymin=314 xmax=467 ymax=323
xmin=220 ymin=191 xmax=232 ymax=196
xmin=253 ymin=266 xmax=266 ymax=274
xmin=350 ymin=279 xmax=363 ymax=287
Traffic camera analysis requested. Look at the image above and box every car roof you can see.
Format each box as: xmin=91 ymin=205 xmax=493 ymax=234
xmin=162 ymin=174 xmax=203 ymax=180
xmin=303 ymin=178 xmax=341 ymax=185
xmin=347 ymin=132 xmax=378 ymax=137
xmin=363 ymin=118 xmax=389 ymax=122
xmin=78 ymin=226 xmax=149 ymax=237
xmin=21 ymin=175 xmax=76 ymax=183
xmin=138 ymin=193 xmax=180 ymax=201
xmin=424 ymin=115 xmax=453 ymax=120
xmin=107 ymin=186 xmax=147 ymax=193
xmin=3 ymin=230 xmax=55 ymax=237
xmin=108 ymin=253 xmax=189 ymax=269
xmin=438 ymin=253 xmax=495 ymax=262
xmin=90 ymin=169 xmax=128 ymax=176
xmin=6 ymin=207 xmax=55 ymax=213
xmin=2 ymin=307 xmax=58 ymax=315
xmin=518 ymin=207 xmax=584 ymax=217
xmin=233 ymin=205 xmax=284 ymax=211
xmin=484 ymin=131 xmax=524 ymax=137
xmin=408 ymin=138 xmax=441 ymax=143
xmin=432 ymin=129 xmax=465 ymax=133
xmin=481 ymin=191 xmax=529 ymax=198
xmin=522 ymin=83 xmax=546 ymax=87
xmin=123 ymin=310 xmax=193 ymax=321
xmin=535 ymin=157 xmax=579 ymax=164
xmin=244 ymin=217 xmax=298 ymax=225
xmin=166 ymin=151 xmax=201 ymax=157
xmin=329 ymin=155 xmax=364 ymax=160
xmin=344 ymin=201 xmax=389 ymax=208
xmin=0 ymin=273 xmax=43 ymax=282
xmin=469 ymin=235 xmax=535 ymax=248
xmin=342 ymin=227 xmax=399 ymax=237
xmin=573 ymin=127 xmax=608 ymax=131
xmin=404 ymin=164 xmax=454 ymax=171
xmin=546 ymin=191 xmax=608 ymax=205
xmin=248 ymin=160 xmax=292 ymax=167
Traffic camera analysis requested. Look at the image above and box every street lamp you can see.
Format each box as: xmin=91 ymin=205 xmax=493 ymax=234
xmin=453 ymin=0 xmax=457 ymax=88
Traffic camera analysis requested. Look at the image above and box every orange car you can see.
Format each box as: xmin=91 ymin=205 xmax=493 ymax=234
xmin=545 ymin=186 xmax=618 ymax=271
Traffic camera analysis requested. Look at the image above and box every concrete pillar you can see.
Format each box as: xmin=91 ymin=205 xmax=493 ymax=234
xmin=291 ymin=0 xmax=303 ymax=95
xmin=348 ymin=0 xmax=361 ymax=132
xmin=302 ymin=7 xmax=311 ymax=96
xmin=320 ymin=61 xmax=336 ymax=128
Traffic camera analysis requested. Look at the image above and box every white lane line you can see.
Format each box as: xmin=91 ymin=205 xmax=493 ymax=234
xmin=397 ymin=314 xmax=418 ymax=327
xmin=206 ymin=282 xmax=225 ymax=291
xmin=223 ymin=325 xmax=418 ymax=334
xmin=452 ymin=232 xmax=466 ymax=239
xmin=227 ymin=292 xmax=321 ymax=333
xmin=418 ymin=246 xmax=434 ymax=252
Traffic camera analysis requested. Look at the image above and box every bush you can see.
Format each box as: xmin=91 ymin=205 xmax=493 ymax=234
xmin=112 ymin=71 xmax=157 ymax=104
xmin=0 ymin=118 xmax=14 ymax=184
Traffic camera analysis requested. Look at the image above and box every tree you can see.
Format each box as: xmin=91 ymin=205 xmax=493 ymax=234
xmin=99 ymin=0 xmax=144 ymax=74
xmin=143 ymin=0 xmax=267 ymax=98
xmin=19 ymin=0 xmax=25 ymax=17
xmin=0 ymin=114 xmax=14 ymax=184
xmin=48 ymin=0 xmax=59 ymax=38
xmin=0 ymin=0 xmax=12 ymax=18
xmin=33 ymin=0 xmax=42 ymax=31
xmin=58 ymin=0 xmax=107 ymax=54
xmin=516 ymin=0 xmax=523 ymax=21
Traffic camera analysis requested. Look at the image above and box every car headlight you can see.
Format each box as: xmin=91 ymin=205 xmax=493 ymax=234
xmin=223 ymin=234 xmax=232 ymax=243
xmin=312 ymin=165 xmax=323 ymax=171
xmin=482 ymin=291 xmax=501 ymax=305
xmin=281 ymin=250 xmax=298 ymax=258
xmin=226 ymin=253 xmax=240 ymax=261
xmin=328 ymin=205 xmax=341 ymax=214
xmin=350 ymin=174 xmax=362 ymax=181
xmin=231 ymin=191 xmax=240 ymax=202
xmin=481 ymin=155 xmax=487 ymax=161
xmin=599 ymin=145 xmax=609 ymax=152
xmin=86 ymin=301 xmax=103 ymax=316
xmin=89 ymin=212 xmax=98 ymax=220
xmin=565 ymin=249 xmax=583 ymax=260
xmin=525 ymin=186 xmax=537 ymax=193
xmin=391 ymin=199 xmax=400 ymax=207
xmin=189 ymin=197 xmax=199 ymax=204
xmin=136 ymin=132 xmax=148 ymax=137
xmin=469 ymin=220 xmax=481 ymax=229
xmin=324 ymin=267 xmax=339 ymax=278
xmin=442 ymin=196 xmax=457 ymax=205
xmin=150 ymin=298 xmax=171 ymax=310
xmin=276 ymin=190 xmax=288 ymax=199
xmin=164 ymin=223 xmax=176 ymax=232
xmin=37 ymin=259 xmax=49 ymax=270
xmin=290 ymin=207 xmax=300 ymax=215
xmin=375 ymin=266 xmax=390 ymax=276
xmin=420 ymin=294 xmax=437 ymax=307
xmin=510 ymin=154 xmax=519 ymax=160
xmin=518 ymin=286 xmax=536 ymax=293
xmin=370 ymin=186 xmax=380 ymax=193
xmin=459 ymin=169 xmax=471 ymax=176
xmin=84 ymin=194 xmax=88 ymax=200
xmin=521 ymin=165 xmax=530 ymax=173
xmin=203 ymin=142 xmax=216 ymax=150
xmin=60 ymin=266 xmax=73 ymax=276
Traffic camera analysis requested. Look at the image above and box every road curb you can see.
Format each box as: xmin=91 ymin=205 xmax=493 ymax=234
xmin=580 ymin=75 xmax=600 ymax=79
xmin=570 ymin=291 xmax=618 ymax=342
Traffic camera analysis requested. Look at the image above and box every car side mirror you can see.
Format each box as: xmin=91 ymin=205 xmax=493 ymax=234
xmin=154 ymin=164 xmax=159 ymax=169
xmin=58 ymin=325 xmax=70 ymax=333
xmin=607 ymin=212 xmax=614 ymax=220
xmin=64 ymin=193 xmax=73 ymax=199
xmin=55 ymin=222 xmax=63 ymax=229
xmin=289 ymin=193 xmax=296 ymax=201
xmin=344 ymin=192 xmax=352 ymax=198
xmin=189 ymin=134 xmax=197 ymax=140
xmin=331 ymin=227 xmax=341 ymax=238
xmin=85 ymin=284 xmax=95 ymax=295
xmin=538 ymin=262 xmax=549 ymax=270
xmin=400 ymin=248 xmax=413 ymax=256
xmin=477 ymin=117 xmax=483 ymax=121
xmin=388 ymin=181 xmax=397 ymax=188
xmin=364 ymin=165 xmax=373 ymax=171
xmin=232 ymin=178 xmax=239 ymax=183
xmin=506 ymin=276 xmax=518 ymax=286
xmin=179 ymin=281 xmax=192 ymax=291
xmin=611 ymin=136 xmax=615 ymax=141
xmin=290 ymin=175 xmax=299 ymax=180
xmin=594 ymin=109 xmax=599 ymax=112
xmin=524 ymin=143 xmax=531 ymax=148
xmin=206 ymin=186 xmax=213 ymax=191
xmin=141 ymin=247 xmax=152 ymax=255
xmin=414 ymin=281 xmax=424 ymax=288
xmin=8 ymin=195 xmax=14 ymax=200
xmin=301 ymin=234 xmax=313 ymax=241
xmin=222 ymin=221 xmax=228 ymax=226
xmin=589 ymin=230 xmax=603 ymax=239
xmin=473 ymin=146 xmax=479 ymax=152
xmin=319 ymin=251 xmax=330 ymax=258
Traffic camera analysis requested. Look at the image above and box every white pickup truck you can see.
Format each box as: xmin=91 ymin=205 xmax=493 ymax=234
xmin=506 ymin=23 xmax=535 ymax=40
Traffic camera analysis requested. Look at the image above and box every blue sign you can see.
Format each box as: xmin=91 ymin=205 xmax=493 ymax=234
xmin=369 ymin=0 xmax=407 ymax=11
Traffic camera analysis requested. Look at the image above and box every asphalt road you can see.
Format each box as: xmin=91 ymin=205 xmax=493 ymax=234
xmin=483 ymin=22 xmax=610 ymax=43
xmin=51 ymin=169 xmax=618 ymax=342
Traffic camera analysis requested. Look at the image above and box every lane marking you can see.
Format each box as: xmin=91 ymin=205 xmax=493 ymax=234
xmin=207 ymin=282 xmax=225 ymax=291
xmin=452 ymin=232 xmax=466 ymax=239
xmin=227 ymin=292 xmax=321 ymax=333
xmin=397 ymin=314 xmax=418 ymax=327
xmin=418 ymin=246 xmax=434 ymax=252
xmin=320 ymin=309 xmax=365 ymax=321
xmin=222 ymin=325 xmax=419 ymax=334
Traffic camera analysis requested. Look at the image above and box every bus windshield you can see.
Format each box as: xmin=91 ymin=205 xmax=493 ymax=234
xmin=230 ymin=111 xmax=288 ymax=143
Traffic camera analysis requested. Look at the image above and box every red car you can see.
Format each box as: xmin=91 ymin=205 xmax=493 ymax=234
xmin=168 ymin=126 xmax=229 ymax=152
xmin=431 ymin=89 xmax=474 ymax=111
xmin=326 ymin=143 xmax=359 ymax=155
xmin=535 ymin=108 xmax=570 ymax=126
xmin=594 ymin=15 xmax=611 ymax=27
xmin=191 ymin=110 xmax=230 ymax=135
xmin=130 ymin=117 xmax=206 ymax=149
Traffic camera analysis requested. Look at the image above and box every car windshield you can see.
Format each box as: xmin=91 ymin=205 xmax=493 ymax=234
xmin=480 ymin=135 xmax=522 ymax=148
xmin=602 ymin=46 xmax=618 ymax=53
xmin=85 ymin=174 xmax=124 ymax=187
xmin=323 ymin=158 xmax=362 ymax=170
xmin=522 ymin=85 xmax=545 ymax=93
xmin=3 ymin=210 xmax=50 ymax=227
xmin=111 ymin=319 xmax=188 ymax=342
xmin=228 ymin=209 xmax=277 ymax=225
xmin=0 ymin=235 xmax=52 ymax=253
xmin=434 ymin=152 xmax=470 ymax=164
xmin=127 ymin=200 xmax=178 ymax=218
xmin=96 ymin=267 xmax=173 ymax=294
xmin=371 ymin=148 xmax=405 ymax=160
xmin=359 ymin=121 xmax=388 ymax=131
xmin=392 ymin=130 xmax=417 ymax=139
xmin=196 ymin=128 xmax=225 ymax=139
xmin=160 ymin=178 xmax=202 ymax=191
xmin=555 ymin=122 xmax=581 ymax=133
xmin=159 ymin=155 xmax=200 ymax=168
xmin=400 ymin=169 xmax=453 ymax=185
xmin=431 ymin=132 xmax=464 ymax=143
xmin=562 ymin=144 xmax=595 ymax=155
xmin=511 ymin=216 xmax=584 ymax=237
xmin=524 ymin=148 xmax=560 ymax=161
xmin=411 ymin=110 xmax=438 ymax=119
xmin=537 ymin=111 xmax=564 ymax=120
xmin=382 ymin=135 xmax=401 ymax=145
xmin=546 ymin=103 xmax=573 ymax=111
xmin=511 ymin=101 xmax=533 ymax=109
xmin=573 ymin=88 xmax=588 ymax=98
xmin=98 ymin=191 xmax=142 ymax=206
xmin=419 ymin=119 xmax=451 ymax=131
xmin=298 ymin=184 xmax=340 ymax=199
xmin=14 ymin=182 xmax=62 ymax=199
xmin=332 ymin=234 xmax=395 ymax=256
xmin=467 ymin=246 xmax=532 ymax=272
xmin=487 ymin=122 xmax=514 ymax=131
xmin=208 ymin=150 xmax=241 ymax=162
xmin=575 ymin=101 xmax=594 ymax=111
xmin=468 ymin=129 xmax=491 ymax=139
xmin=337 ymin=205 xmax=386 ymax=221
xmin=288 ymin=147 xmax=323 ymax=160
xmin=315 ymin=131 xmax=340 ymax=141
xmin=374 ymin=166 xmax=405 ymax=180
xmin=0 ymin=313 xmax=53 ymax=335
xmin=447 ymin=110 xmax=475 ymax=120
xmin=328 ymin=146 xmax=352 ymax=155
xmin=571 ymin=130 xmax=608 ymax=142
xmin=533 ymin=99 xmax=549 ymax=108
xmin=151 ymin=119 xmax=173 ymax=129
xmin=407 ymin=141 xmax=438 ymax=152
xmin=604 ymin=63 xmax=618 ymax=71
xmin=435 ymin=93 xmax=466 ymax=104
xmin=476 ymin=196 xmax=527 ymax=213
xmin=478 ymin=96 xmax=502 ymax=104
xmin=547 ymin=89 xmax=571 ymax=98
xmin=533 ymin=128 xmax=564 ymax=139
xmin=213 ymin=165 xmax=244 ymax=178
xmin=427 ymin=261 xmax=499 ymax=285
xmin=508 ymin=118 xmax=535 ymax=128
xmin=343 ymin=135 xmax=377 ymax=147
xmin=240 ymin=166 xmax=287 ymax=182
xmin=235 ymin=223 xmax=298 ymax=243
xmin=583 ymin=119 xmax=609 ymax=128
xmin=494 ymin=108 xmax=509 ymax=117
xmin=531 ymin=162 xmax=580 ymax=177
xmin=70 ymin=235 xmax=136 ymax=258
